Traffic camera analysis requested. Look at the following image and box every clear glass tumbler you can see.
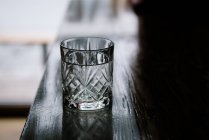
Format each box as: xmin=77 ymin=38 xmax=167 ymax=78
xmin=60 ymin=37 xmax=114 ymax=110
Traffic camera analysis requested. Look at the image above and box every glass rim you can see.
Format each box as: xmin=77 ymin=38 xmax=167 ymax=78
xmin=60 ymin=37 xmax=114 ymax=51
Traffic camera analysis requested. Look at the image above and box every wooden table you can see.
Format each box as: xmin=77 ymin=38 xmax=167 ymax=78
xmin=20 ymin=1 xmax=148 ymax=140
xmin=20 ymin=37 xmax=145 ymax=139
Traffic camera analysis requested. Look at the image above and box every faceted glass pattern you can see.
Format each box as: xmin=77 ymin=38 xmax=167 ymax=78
xmin=60 ymin=37 xmax=114 ymax=110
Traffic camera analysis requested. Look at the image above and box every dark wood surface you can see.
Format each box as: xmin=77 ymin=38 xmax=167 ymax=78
xmin=20 ymin=1 xmax=146 ymax=139
xmin=20 ymin=36 xmax=143 ymax=140
xmin=20 ymin=1 xmax=209 ymax=139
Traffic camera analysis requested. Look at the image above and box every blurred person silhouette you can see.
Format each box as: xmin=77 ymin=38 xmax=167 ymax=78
xmin=68 ymin=0 xmax=115 ymax=22
xmin=67 ymin=0 xmax=98 ymax=22
xmin=128 ymin=0 xmax=209 ymax=140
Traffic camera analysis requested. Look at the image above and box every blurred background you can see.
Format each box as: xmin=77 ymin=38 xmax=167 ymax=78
xmin=0 ymin=0 xmax=138 ymax=139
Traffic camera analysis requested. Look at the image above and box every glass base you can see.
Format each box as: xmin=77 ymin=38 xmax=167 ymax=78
xmin=65 ymin=97 xmax=110 ymax=111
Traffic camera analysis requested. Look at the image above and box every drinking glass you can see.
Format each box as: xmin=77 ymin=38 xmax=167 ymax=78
xmin=60 ymin=37 xmax=114 ymax=110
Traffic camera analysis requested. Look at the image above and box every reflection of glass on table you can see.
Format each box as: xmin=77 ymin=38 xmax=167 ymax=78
xmin=63 ymin=108 xmax=112 ymax=140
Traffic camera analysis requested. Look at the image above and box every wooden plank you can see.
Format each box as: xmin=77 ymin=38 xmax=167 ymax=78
xmin=21 ymin=36 xmax=142 ymax=139
xmin=20 ymin=44 xmax=62 ymax=139
xmin=21 ymin=0 xmax=143 ymax=139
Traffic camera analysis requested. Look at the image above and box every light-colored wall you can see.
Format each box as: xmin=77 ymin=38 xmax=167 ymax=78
xmin=0 ymin=0 xmax=69 ymax=43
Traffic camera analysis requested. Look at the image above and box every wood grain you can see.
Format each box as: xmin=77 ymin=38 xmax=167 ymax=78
xmin=20 ymin=36 xmax=143 ymax=140
xmin=20 ymin=0 xmax=144 ymax=139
